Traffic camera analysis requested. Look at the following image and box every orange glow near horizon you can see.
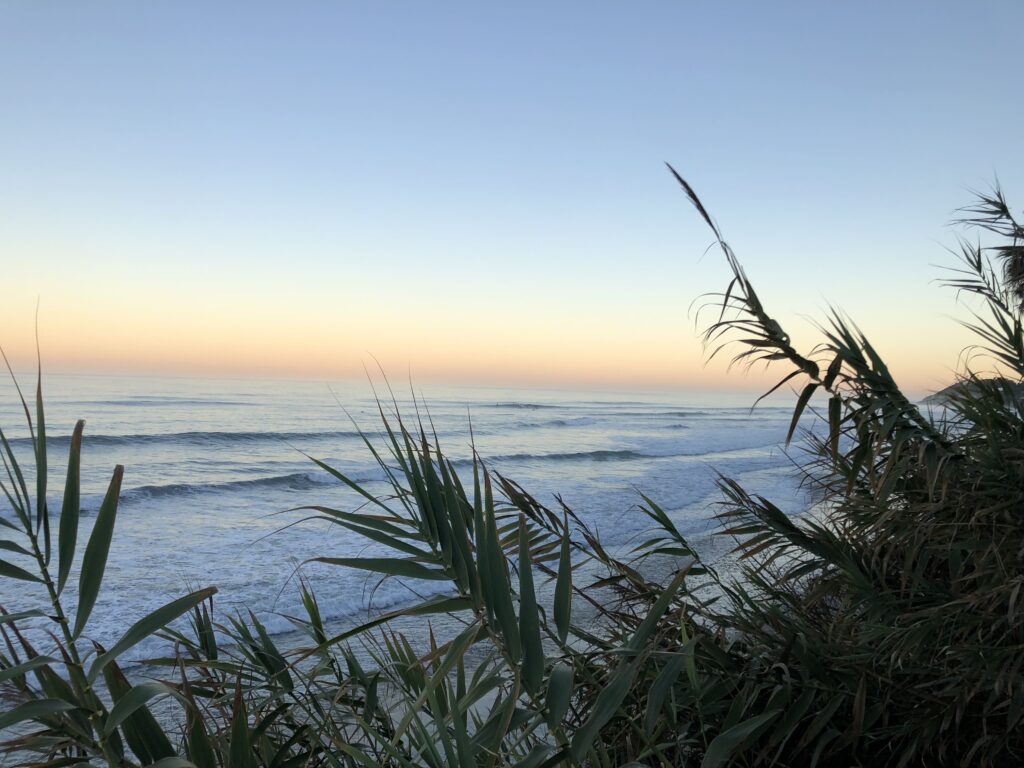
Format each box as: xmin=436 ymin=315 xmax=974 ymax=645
xmin=0 ymin=288 xmax=973 ymax=399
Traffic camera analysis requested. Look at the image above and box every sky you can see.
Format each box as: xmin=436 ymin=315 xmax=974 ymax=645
xmin=1 ymin=2 xmax=1022 ymax=395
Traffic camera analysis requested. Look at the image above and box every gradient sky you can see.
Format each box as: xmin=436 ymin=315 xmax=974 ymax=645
xmin=1 ymin=2 xmax=1022 ymax=394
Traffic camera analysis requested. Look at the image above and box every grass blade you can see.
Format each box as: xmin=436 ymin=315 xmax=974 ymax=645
xmin=545 ymin=663 xmax=573 ymax=730
xmin=304 ymin=594 xmax=471 ymax=657
xmin=88 ymin=587 xmax=217 ymax=682
xmin=57 ymin=419 xmax=85 ymax=594
xmin=0 ymin=558 xmax=43 ymax=583
xmin=103 ymin=680 xmax=176 ymax=737
xmin=0 ymin=655 xmax=58 ymax=684
xmin=554 ymin=525 xmax=572 ymax=643
xmin=786 ymin=382 xmax=818 ymax=445
xmin=308 ymin=556 xmax=449 ymax=581
xmin=228 ymin=679 xmax=256 ymax=768
xmin=701 ymin=709 xmax=782 ymax=768
xmin=74 ymin=464 xmax=124 ymax=637
xmin=0 ymin=698 xmax=76 ymax=730
xmin=103 ymin=660 xmax=177 ymax=762
xmin=569 ymin=653 xmax=644 ymax=761
xmin=34 ymin=360 xmax=48 ymax=552
xmin=483 ymin=473 xmax=520 ymax=661
xmin=518 ymin=517 xmax=544 ymax=694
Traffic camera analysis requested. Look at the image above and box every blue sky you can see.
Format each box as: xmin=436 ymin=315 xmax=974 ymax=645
xmin=1 ymin=2 xmax=1022 ymax=392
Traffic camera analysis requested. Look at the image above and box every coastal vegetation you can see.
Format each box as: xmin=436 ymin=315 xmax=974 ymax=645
xmin=2 ymin=174 xmax=1023 ymax=766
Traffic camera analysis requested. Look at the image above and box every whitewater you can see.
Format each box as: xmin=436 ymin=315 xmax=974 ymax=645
xmin=0 ymin=373 xmax=811 ymax=664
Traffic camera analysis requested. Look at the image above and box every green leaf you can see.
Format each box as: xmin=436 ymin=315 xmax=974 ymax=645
xmin=0 ymin=539 xmax=33 ymax=557
xmin=483 ymin=474 xmax=520 ymax=661
xmin=681 ymin=623 xmax=699 ymax=690
xmin=304 ymin=511 xmax=429 ymax=558
xmin=822 ymin=354 xmax=843 ymax=388
xmin=250 ymin=610 xmax=294 ymax=693
xmin=828 ymin=395 xmax=842 ymax=459
xmin=797 ymin=694 xmax=844 ymax=749
xmin=74 ymin=464 xmax=124 ymax=637
xmin=0 ymin=655 xmax=58 ymax=684
xmin=754 ymin=369 xmax=803 ymax=407
xmin=34 ymin=363 xmax=47 ymax=538
xmin=390 ymin=623 xmax=479 ymax=746
xmin=298 ymin=584 xmax=325 ymax=650
xmin=701 ymin=709 xmax=782 ymax=768
xmin=553 ymin=528 xmax=572 ymax=643
xmin=186 ymin=706 xmax=217 ymax=768
xmin=228 ymin=681 xmax=256 ymax=768
xmin=88 ymin=587 xmax=217 ymax=682
xmin=0 ymin=608 xmax=45 ymax=625
xmin=298 ymin=504 xmax=411 ymax=538
xmin=307 ymin=594 xmax=471 ymax=655
xmin=103 ymin=660 xmax=176 ymax=763
xmin=570 ymin=652 xmax=644 ymax=761
xmin=0 ymin=401 xmax=33 ymax=531
xmin=565 ymin=573 xmax=684 ymax=761
xmin=514 ymin=745 xmax=555 ymax=768
xmin=0 ymin=698 xmax=76 ymax=730
xmin=545 ymin=663 xmax=573 ymax=730
xmin=308 ymin=556 xmax=449 ymax=581
xmin=470 ymin=691 xmax=528 ymax=754
xmin=452 ymin=669 xmax=475 ymax=768
xmin=625 ymin=570 xmax=685 ymax=651
xmin=0 ymin=557 xmax=43 ymax=583
xmin=786 ymin=382 xmax=818 ymax=445
xmin=191 ymin=602 xmax=217 ymax=660
xmin=518 ymin=518 xmax=544 ymax=694
xmin=645 ymin=654 xmax=687 ymax=735
xmin=472 ymin=458 xmax=491 ymax=617
xmin=58 ymin=419 xmax=85 ymax=594
xmin=304 ymin=453 xmax=395 ymax=515
xmin=103 ymin=681 xmax=177 ymax=736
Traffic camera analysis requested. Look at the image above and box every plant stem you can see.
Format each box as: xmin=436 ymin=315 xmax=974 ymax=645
xmin=27 ymin=526 xmax=135 ymax=767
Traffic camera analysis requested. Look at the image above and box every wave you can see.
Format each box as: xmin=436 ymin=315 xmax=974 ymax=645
xmin=111 ymin=442 xmax=788 ymax=503
xmin=510 ymin=416 xmax=599 ymax=430
xmin=492 ymin=405 xmax=760 ymax=418
xmin=119 ymin=468 xmax=384 ymax=503
xmin=491 ymin=402 xmax=559 ymax=410
xmin=454 ymin=440 xmax=788 ymax=467
xmin=123 ymin=473 xmax=329 ymax=501
xmin=599 ymin=409 xmax=752 ymax=418
xmin=548 ymin=409 xmax=712 ymax=419
xmin=65 ymin=397 xmax=255 ymax=407
xmin=12 ymin=429 xmax=363 ymax=450
xmin=456 ymin=449 xmax=649 ymax=465
xmin=603 ymin=407 xmax=792 ymax=418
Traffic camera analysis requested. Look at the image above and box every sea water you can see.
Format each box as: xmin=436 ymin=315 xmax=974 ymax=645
xmin=0 ymin=373 xmax=810 ymax=664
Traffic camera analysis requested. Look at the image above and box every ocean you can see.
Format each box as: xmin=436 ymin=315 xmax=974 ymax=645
xmin=0 ymin=373 xmax=811 ymax=664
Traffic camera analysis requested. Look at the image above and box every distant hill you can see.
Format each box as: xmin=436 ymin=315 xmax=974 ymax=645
xmin=922 ymin=378 xmax=1024 ymax=406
